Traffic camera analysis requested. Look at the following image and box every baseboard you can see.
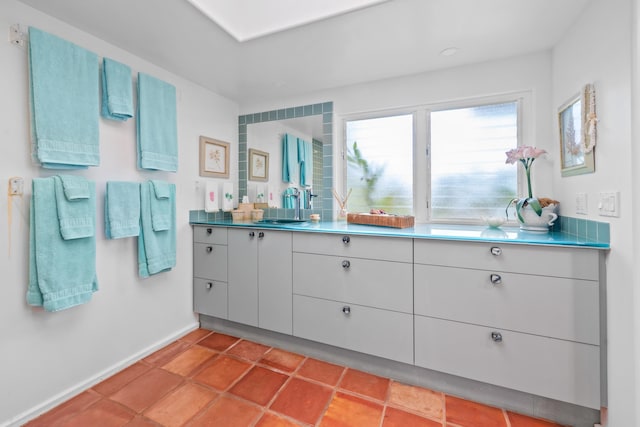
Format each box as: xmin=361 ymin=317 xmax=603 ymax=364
xmin=3 ymin=321 xmax=199 ymax=427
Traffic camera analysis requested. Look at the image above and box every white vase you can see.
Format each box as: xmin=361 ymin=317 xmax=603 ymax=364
xmin=517 ymin=202 xmax=558 ymax=232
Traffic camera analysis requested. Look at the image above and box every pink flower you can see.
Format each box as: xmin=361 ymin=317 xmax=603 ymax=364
xmin=504 ymin=146 xmax=546 ymax=164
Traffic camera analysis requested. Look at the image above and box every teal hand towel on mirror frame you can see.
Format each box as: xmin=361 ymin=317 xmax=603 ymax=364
xmin=28 ymin=27 xmax=99 ymax=169
xmin=28 ymin=177 xmax=98 ymax=312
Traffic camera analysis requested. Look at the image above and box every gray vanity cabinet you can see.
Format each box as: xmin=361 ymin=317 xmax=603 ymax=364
xmin=193 ymin=226 xmax=228 ymax=319
xmin=227 ymin=228 xmax=293 ymax=334
xmin=413 ymin=240 xmax=603 ymax=409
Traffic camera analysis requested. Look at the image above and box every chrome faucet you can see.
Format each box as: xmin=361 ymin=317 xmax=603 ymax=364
xmin=291 ymin=188 xmax=301 ymax=220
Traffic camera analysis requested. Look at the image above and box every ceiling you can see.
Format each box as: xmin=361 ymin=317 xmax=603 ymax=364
xmin=18 ymin=0 xmax=592 ymax=105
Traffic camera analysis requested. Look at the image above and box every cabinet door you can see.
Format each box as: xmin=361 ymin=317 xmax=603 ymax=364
xmin=193 ymin=278 xmax=227 ymax=319
xmin=228 ymin=228 xmax=258 ymax=326
xmin=193 ymin=243 xmax=227 ymax=281
xmin=258 ymin=230 xmax=293 ymax=335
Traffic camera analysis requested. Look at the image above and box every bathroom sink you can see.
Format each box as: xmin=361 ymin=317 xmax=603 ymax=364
xmin=256 ymin=219 xmax=309 ymax=224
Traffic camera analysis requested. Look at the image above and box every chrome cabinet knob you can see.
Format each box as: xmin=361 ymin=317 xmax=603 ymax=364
xmin=206 ymin=246 xmax=213 ymax=253
xmin=258 ymin=231 xmax=265 ymax=239
xmin=205 ymin=282 xmax=213 ymax=290
xmin=491 ymin=331 xmax=503 ymax=342
xmin=206 ymin=228 xmax=212 ymax=235
xmin=342 ymin=236 xmax=350 ymax=244
xmin=490 ymin=274 xmax=502 ymax=285
xmin=342 ymin=306 xmax=351 ymax=315
xmin=342 ymin=260 xmax=351 ymax=269
xmin=249 ymin=231 xmax=255 ymax=238
xmin=490 ymin=246 xmax=502 ymax=256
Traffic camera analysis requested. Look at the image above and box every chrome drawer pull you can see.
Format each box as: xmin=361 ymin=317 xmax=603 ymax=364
xmin=205 ymin=282 xmax=213 ymax=290
xmin=206 ymin=228 xmax=212 ymax=235
xmin=258 ymin=231 xmax=265 ymax=239
xmin=342 ymin=236 xmax=350 ymax=244
xmin=342 ymin=260 xmax=351 ymax=269
xmin=342 ymin=306 xmax=351 ymax=315
xmin=491 ymin=331 xmax=503 ymax=342
xmin=206 ymin=246 xmax=213 ymax=253
xmin=249 ymin=231 xmax=255 ymax=238
xmin=490 ymin=246 xmax=502 ymax=256
xmin=490 ymin=274 xmax=502 ymax=285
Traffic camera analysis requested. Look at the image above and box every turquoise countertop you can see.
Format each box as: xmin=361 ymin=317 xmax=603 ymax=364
xmin=190 ymin=219 xmax=610 ymax=249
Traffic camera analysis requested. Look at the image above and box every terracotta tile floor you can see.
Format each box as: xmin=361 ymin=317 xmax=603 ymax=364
xmin=24 ymin=328 xmax=568 ymax=427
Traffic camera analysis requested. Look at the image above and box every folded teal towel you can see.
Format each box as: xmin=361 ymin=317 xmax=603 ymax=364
xmin=297 ymin=138 xmax=313 ymax=186
xmin=28 ymin=27 xmax=99 ymax=169
xmin=138 ymin=181 xmax=176 ymax=277
xmin=28 ymin=177 xmax=98 ymax=311
xmin=150 ymin=180 xmax=171 ymax=231
xmin=282 ymin=133 xmax=298 ymax=183
xmin=105 ymin=181 xmax=140 ymax=239
xmin=101 ymin=57 xmax=133 ymax=121
xmin=59 ymin=174 xmax=89 ymax=200
xmin=137 ymin=73 xmax=178 ymax=172
xmin=283 ymin=187 xmax=295 ymax=209
xmin=53 ymin=175 xmax=94 ymax=240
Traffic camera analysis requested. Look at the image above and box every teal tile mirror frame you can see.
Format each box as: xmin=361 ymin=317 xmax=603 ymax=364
xmin=238 ymin=102 xmax=334 ymax=220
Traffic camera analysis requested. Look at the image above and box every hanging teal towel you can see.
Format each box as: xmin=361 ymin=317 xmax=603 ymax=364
xmin=138 ymin=181 xmax=176 ymax=277
xmin=150 ymin=180 xmax=171 ymax=231
xmin=53 ymin=175 xmax=94 ymax=240
xmin=137 ymin=73 xmax=178 ymax=172
xmin=101 ymin=57 xmax=133 ymax=121
xmin=282 ymin=187 xmax=295 ymax=209
xmin=297 ymin=138 xmax=313 ymax=186
xmin=28 ymin=27 xmax=99 ymax=169
xmin=105 ymin=181 xmax=140 ymax=239
xmin=282 ymin=133 xmax=298 ymax=183
xmin=28 ymin=177 xmax=98 ymax=312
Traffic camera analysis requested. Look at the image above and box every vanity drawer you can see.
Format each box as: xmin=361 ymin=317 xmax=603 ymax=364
xmin=293 ymin=253 xmax=413 ymax=313
xmin=293 ymin=232 xmax=412 ymax=262
xmin=193 ymin=225 xmax=228 ymax=245
xmin=193 ymin=243 xmax=228 ymax=281
xmin=293 ymin=295 xmax=413 ymax=364
xmin=414 ymin=316 xmax=600 ymax=409
xmin=193 ymin=278 xmax=227 ymax=319
xmin=414 ymin=239 xmax=599 ymax=280
xmin=414 ymin=264 xmax=599 ymax=344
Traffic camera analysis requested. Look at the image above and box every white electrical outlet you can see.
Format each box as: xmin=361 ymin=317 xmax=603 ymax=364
xmin=8 ymin=177 xmax=23 ymax=195
xmin=576 ymin=192 xmax=588 ymax=215
xmin=598 ymin=191 xmax=620 ymax=217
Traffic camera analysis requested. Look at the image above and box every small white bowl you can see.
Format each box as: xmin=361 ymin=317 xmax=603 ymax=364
xmin=483 ymin=216 xmax=506 ymax=228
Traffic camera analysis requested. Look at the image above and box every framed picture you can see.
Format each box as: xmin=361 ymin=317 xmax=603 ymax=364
xmin=248 ymin=148 xmax=269 ymax=181
xmin=558 ymin=90 xmax=595 ymax=177
xmin=199 ymin=136 xmax=230 ymax=178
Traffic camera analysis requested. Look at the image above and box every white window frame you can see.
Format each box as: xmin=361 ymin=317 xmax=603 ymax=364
xmin=340 ymin=91 xmax=531 ymax=224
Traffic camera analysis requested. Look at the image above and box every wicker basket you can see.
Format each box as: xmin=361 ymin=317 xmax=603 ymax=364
xmin=347 ymin=213 xmax=415 ymax=228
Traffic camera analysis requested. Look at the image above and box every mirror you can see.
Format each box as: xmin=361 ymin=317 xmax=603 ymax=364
xmin=238 ymin=102 xmax=333 ymax=219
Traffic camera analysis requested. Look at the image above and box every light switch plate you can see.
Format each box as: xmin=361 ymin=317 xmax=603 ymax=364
xmin=576 ymin=192 xmax=588 ymax=215
xmin=598 ymin=191 xmax=620 ymax=217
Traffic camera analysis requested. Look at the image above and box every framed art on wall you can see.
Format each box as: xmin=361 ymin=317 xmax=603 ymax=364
xmin=248 ymin=148 xmax=269 ymax=181
xmin=558 ymin=86 xmax=595 ymax=177
xmin=199 ymin=136 xmax=230 ymax=178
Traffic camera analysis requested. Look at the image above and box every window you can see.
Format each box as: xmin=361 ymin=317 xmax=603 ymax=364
xmin=430 ymin=101 xmax=518 ymax=220
xmin=345 ymin=114 xmax=414 ymax=215
xmin=342 ymin=98 xmax=520 ymax=222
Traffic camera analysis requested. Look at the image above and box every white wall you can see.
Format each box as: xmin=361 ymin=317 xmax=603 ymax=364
xmin=551 ymin=0 xmax=637 ymax=425
xmin=0 ymin=2 xmax=238 ymax=425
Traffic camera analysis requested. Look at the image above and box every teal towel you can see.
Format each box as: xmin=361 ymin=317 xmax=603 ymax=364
xmin=282 ymin=133 xmax=298 ymax=183
xmin=105 ymin=181 xmax=140 ymax=239
xmin=101 ymin=57 xmax=133 ymax=121
xmin=53 ymin=175 xmax=94 ymax=240
xmin=28 ymin=27 xmax=99 ymax=169
xmin=138 ymin=181 xmax=176 ymax=277
xmin=59 ymin=174 xmax=89 ymax=200
xmin=28 ymin=177 xmax=98 ymax=312
xmin=283 ymin=187 xmax=295 ymax=209
xmin=297 ymin=138 xmax=313 ymax=186
xmin=150 ymin=180 xmax=171 ymax=231
xmin=137 ymin=73 xmax=178 ymax=172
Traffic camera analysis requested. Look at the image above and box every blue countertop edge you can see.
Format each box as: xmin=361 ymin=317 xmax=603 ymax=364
xmin=190 ymin=219 xmax=610 ymax=249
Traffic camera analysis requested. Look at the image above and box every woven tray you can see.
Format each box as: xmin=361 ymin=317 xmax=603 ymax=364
xmin=347 ymin=212 xmax=415 ymax=228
